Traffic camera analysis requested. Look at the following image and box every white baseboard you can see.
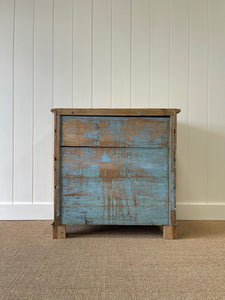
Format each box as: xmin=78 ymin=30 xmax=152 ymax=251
xmin=177 ymin=203 xmax=225 ymax=220
xmin=0 ymin=204 xmax=53 ymax=220
xmin=0 ymin=203 xmax=225 ymax=221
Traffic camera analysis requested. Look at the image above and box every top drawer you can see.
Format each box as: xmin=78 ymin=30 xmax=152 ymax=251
xmin=61 ymin=116 xmax=169 ymax=148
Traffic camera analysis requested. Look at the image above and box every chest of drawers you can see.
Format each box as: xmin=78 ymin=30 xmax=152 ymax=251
xmin=51 ymin=109 xmax=180 ymax=239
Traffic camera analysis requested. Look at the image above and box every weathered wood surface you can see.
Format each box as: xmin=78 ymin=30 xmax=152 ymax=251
xmin=60 ymin=178 xmax=169 ymax=225
xmin=54 ymin=114 xmax=61 ymax=225
xmin=169 ymin=113 xmax=177 ymax=225
xmin=61 ymin=206 xmax=169 ymax=225
xmin=52 ymin=108 xmax=180 ymax=238
xmin=61 ymin=116 xmax=169 ymax=147
xmin=61 ymin=147 xmax=169 ymax=179
xmin=163 ymin=225 xmax=177 ymax=239
xmin=52 ymin=224 xmax=66 ymax=239
xmin=51 ymin=108 xmax=181 ymax=116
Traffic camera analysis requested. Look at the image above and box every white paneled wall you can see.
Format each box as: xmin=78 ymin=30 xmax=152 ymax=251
xmin=1 ymin=0 xmax=225 ymax=220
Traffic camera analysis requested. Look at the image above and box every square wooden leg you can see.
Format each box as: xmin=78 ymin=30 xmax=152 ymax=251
xmin=163 ymin=225 xmax=177 ymax=239
xmin=52 ymin=224 xmax=66 ymax=239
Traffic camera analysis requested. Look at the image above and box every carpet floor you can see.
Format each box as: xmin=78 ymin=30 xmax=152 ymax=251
xmin=0 ymin=221 xmax=225 ymax=300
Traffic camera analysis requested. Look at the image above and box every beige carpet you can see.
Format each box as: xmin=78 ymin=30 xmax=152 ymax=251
xmin=0 ymin=221 xmax=225 ymax=300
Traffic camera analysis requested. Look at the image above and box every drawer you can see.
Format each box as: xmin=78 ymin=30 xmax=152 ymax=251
xmin=60 ymin=178 xmax=169 ymax=225
xmin=61 ymin=147 xmax=169 ymax=179
xmin=60 ymin=146 xmax=169 ymax=225
xmin=61 ymin=116 xmax=169 ymax=147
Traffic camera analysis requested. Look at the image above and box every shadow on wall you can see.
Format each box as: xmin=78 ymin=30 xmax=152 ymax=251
xmin=176 ymin=122 xmax=225 ymax=205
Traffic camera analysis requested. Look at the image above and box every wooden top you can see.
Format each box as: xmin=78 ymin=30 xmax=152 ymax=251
xmin=51 ymin=108 xmax=180 ymax=116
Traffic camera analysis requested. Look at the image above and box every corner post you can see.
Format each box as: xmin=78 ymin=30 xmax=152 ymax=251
xmin=165 ymin=112 xmax=178 ymax=239
xmin=52 ymin=111 xmax=65 ymax=238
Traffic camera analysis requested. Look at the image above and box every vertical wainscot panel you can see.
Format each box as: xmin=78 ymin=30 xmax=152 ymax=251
xmin=150 ymin=0 xmax=170 ymax=108
xmin=0 ymin=0 xmax=14 ymax=203
xmin=33 ymin=0 xmax=53 ymax=204
xmin=170 ymin=0 xmax=189 ymax=204
xmin=54 ymin=0 xmax=73 ymax=108
xmin=131 ymin=0 xmax=150 ymax=108
xmin=73 ymin=0 xmax=92 ymax=108
xmin=14 ymin=0 xmax=33 ymax=203
xmin=92 ymin=0 xmax=112 ymax=108
xmin=208 ymin=0 xmax=225 ymax=204
xmin=189 ymin=0 xmax=208 ymax=203
xmin=112 ymin=0 xmax=131 ymax=107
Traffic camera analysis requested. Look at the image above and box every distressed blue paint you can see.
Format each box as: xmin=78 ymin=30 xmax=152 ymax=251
xmin=57 ymin=114 xmax=178 ymax=227
xmin=61 ymin=116 xmax=170 ymax=148
xmin=100 ymin=151 xmax=111 ymax=163
xmin=61 ymin=206 xmax=168 ymax=225
xmin=61 ymin=147 xmax=169 ymax=179
xmin=60 ymin=178 xmax=169 ymax=225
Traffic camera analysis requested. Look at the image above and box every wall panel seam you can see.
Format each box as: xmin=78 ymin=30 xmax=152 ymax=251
xmin=52 ymin=0 xmax=55 ymax=203
xmin=130 ymin=0 xmax=132 ymax=108
xmin=12 ymin=0 xmax=16 ymax=204
xmin=91 ymin=0 xmax=93 ymax=108
xmin=187 ymin=0 xmax=191 ymax=204
xmin=72 ymin=0 xmax=74 ymax=108
xmin=206 ymin=0 xmax=210 ymax=205
xmin=149 ymin=0 xmax=151 ymax=108
xmin=110 ymin=0 xmax=112 ymax=108
xmin=32 ymin=0 xmax=35 ymax=204
xmin=168 ymin=0 xmax=171 ymax=108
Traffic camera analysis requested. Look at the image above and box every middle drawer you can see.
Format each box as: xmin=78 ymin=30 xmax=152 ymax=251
xmin=61 ymin=147 xmax=169 ymax=179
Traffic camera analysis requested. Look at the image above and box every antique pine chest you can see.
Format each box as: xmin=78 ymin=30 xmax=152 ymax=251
xmin=51 ymin=109 xmax=180 ymax=239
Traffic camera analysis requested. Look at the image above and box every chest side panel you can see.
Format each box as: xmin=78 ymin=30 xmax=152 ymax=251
xmin=61 ymin=116 xmax=169 ymax=147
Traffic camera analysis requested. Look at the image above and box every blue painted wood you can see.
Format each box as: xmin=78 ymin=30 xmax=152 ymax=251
xmin=61 ymin=206 xmax=169 ymax=225
xmin=61 ymin=147 xmax=169 ymax=179
xmin=60 ymin=177 xmax=169 ymax=225
xmin=61 ymin=116 xmax=169 ymax=148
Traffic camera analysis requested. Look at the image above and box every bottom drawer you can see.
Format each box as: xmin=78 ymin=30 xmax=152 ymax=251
xmin=60 ymin=177 xmax=169 ymax=225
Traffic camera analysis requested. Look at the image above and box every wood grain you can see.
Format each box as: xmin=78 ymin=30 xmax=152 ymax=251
xmin=169 ymin=113 xmax=177 ymax=225
xmin=51 ymin=108 xmax=181 ymax=115
xmin=61 ymin=147 xmax=169 ymax=179
xmin=60 ymin=177 xmax=169 ymax=225
xmin=163 ymin=225 xmax=177 ymax=239
xmin=52 ymin=109 xmax=180 ymax=238
xmin=61 ymin=116 xmax=170 ymax=147
xmin=52 ymin=224 xmax=66 ymax=239
xmin=54 ymin=114 xmax=61 ymax=225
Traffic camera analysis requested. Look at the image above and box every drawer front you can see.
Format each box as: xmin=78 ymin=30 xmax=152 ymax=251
xmin=61 ymin=116 xmax=169 ymax=147
xmin=61 ymin=147 xmax=168 ymax=179
xmin=60 ymin=178 xmax=169 ymax=225
xmin=60 ymin=146 xmax=169 ymax=225
xmin=60 ymin=115 xmax=170 ymax=226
